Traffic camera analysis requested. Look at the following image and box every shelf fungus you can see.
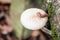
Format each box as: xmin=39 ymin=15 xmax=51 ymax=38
xmin=20 ymin=8 xmax=48 ymax=30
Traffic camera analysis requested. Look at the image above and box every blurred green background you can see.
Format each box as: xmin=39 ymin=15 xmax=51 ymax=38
xmin=10 ymin=0 xmax=25 ymax=38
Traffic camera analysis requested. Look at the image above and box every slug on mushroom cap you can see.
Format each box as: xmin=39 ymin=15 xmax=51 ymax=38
xmin=20 ymin=8 xmax=48 ymax=30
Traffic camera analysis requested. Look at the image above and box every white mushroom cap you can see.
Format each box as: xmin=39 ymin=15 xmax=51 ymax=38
xmin=20 ymin=8 xmax=48 ymax=30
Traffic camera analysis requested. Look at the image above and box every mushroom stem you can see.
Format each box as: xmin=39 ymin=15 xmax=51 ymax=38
xmin=41 ymin=27 xmax=51 ymax=35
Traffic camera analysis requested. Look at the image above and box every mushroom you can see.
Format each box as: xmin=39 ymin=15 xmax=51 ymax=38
xmin=20 ymin=8 xmax=48 ymax=30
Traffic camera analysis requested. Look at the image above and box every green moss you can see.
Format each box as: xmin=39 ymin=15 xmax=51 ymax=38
xmin=48 ymin=3 xmax=58 ymax=40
